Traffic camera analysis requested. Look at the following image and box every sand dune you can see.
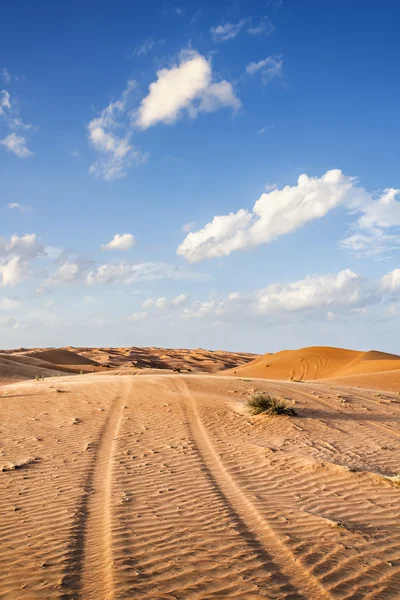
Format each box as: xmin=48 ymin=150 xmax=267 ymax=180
xmin=229 ymin=346 xmax=400 ymax=391
xmin=1 ymin=372 xmax=400 ymax=598
xmin=0 ymin=346 xmax=257 ymax=385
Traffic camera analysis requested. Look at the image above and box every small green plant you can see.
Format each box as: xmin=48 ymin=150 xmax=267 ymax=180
xmin=80 ymin=370 xmax=83 ymax=375
xmin=247 ymin=393 xmax=296 ymax=416
xmin=35 ymin=375 xmax=39 ymax=381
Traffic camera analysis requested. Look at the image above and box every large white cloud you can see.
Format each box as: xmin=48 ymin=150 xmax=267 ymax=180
xmin=136 ymin=51 xmax=240 ymax=129
xmin=101 ymin=233 xmax=136 ymax=251
xmin=178 ymin=169 xmax=360 ymax=262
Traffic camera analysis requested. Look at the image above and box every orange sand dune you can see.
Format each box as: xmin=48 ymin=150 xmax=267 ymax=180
xmin=230 ymin=346 xmax=400 ymax=389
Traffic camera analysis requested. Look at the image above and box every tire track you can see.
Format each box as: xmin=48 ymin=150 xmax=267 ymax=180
xmin=61 ymin=377 xmax=132 ymax=600
xmin=177 ymin=378 xmax=332 ymax=600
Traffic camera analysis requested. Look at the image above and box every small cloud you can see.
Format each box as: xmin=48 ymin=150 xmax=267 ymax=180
xmin=132 ymin=38 xmax=165 ymax=58
xmin=0 ymin=296 xmax=20 ymax=310
xmin=6 ymin=202 xmax=33 ymax=212
xmin=246 ymin=56 xmax=283 ymax=85
xmin=2 ymin=68 xmax=11 ymax=84
xmin=136 ymin=50 xmax=240 ymax=129
xmin=101 ymin=233 xmax=136 ymax=251
xmin=258 ymin=128 xmax=265 ymax=135
xmin=71 ymin=149 xmax=80 ymax=157
xmin=128 ymin=311 xmax=148 ymax=322
xmin=1 ymin=133 xmax=33 ymax=158
xmin=44 ymin=246 xmax=64 ymax=260
xmin=88 ymin=79 xmax=148 ymax=181
xmin=142 ymin=293 xmax=188 ymax=310
xmin=182 ymin=221 xmax=197 ymax=233
xmin=247 ymin=17 xmax=275 ymax=36
xmin=210 ymin=19 xmax=249 ymax=42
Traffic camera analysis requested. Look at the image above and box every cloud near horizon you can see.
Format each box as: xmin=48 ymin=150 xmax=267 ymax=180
xmin=181 ymin=268 xmax=400 ymax=322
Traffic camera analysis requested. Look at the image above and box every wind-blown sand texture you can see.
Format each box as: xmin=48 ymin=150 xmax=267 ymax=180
xmin=229 ymin=346 xmax=400 ymax=392
xmin=1 ymin=367 xmax=400 ymax=599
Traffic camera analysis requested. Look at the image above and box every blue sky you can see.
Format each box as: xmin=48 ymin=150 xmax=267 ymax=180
xmin=1 ymin=0 xmax=399 ymax=353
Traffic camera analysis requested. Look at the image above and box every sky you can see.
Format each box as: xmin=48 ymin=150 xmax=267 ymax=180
xmin=1 ymin=0 xmax=400 ymax=353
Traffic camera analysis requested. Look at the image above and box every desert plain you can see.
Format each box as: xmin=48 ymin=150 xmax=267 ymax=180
xmin=1 ymin=345 xmax=400 ymax=599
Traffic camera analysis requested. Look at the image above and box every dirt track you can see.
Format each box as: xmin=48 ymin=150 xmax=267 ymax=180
xmin=1 ymin=373 xmax=400 ymax=599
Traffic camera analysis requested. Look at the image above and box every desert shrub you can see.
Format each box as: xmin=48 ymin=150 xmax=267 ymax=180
xmin=247 ymin=393 xmax=296 ymax=416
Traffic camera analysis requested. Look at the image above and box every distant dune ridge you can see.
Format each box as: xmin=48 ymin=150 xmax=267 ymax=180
xmin=229 ymin=345 xmax=400 ymax=391
xmin=0 ymin=346 xmax=257 ymax=384
xmin=1 ymin=345 xmax=399 ymax=391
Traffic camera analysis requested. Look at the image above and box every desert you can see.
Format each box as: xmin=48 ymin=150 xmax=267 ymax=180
xmin=1 ymin=345 xmax=400 ymax=599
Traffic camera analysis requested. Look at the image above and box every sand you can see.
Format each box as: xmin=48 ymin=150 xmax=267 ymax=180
xmin=229 ymin=346 xmax=400 ymax=392
xmin=0 ymin=346 xmax=257 ymax=386
xmin=1 ymin=366 xmax=400 ymax=599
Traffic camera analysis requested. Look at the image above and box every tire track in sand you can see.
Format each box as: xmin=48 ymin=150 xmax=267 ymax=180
xmin=177 ymin=377 xmax=332 ymax=600
xmin=61 ymin=377 xmax=132 ymax=600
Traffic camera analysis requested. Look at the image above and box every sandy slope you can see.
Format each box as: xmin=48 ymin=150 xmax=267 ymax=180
xmin=1 ymin=372 xmax=400 ymax=599
xmin=229 ymin=346 xmax=400 ymax=392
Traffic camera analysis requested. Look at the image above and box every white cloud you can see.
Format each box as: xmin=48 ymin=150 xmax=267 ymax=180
xmin=0 ymin=90 xmax=11 ymax=115
xmin=183 ymin=300 xmax=216 ymax=319
xmin=133 ymin=38 xmax=164 ymax=57
xmin=87 ymin=261 xmax=208 ymax=285
xmin=136 ymin=50 xmax=240 ymax=129
xmin=0 ymin=296 xmax=20 ymax=309
xmin=182 ymin=221 xmax=197 ymax=233
xmin=88 ymin=80 xmax=148 ymax=181
xmin=178 ymin=169 xmax=358 ymax=262
xmin=0 ymin=234 xmax=44 ymax=287
xmin=5 ymin=233 xmax=43 ymax=259
xmin=6 ymin=202 xmax=32 ymax=212
xmin=180 ymin=268 xmax=400 ymax=322
xmin=1 ymin=132 xmax=33 ymax=158
xmin=0 ymin=89 xmax=36 ymax=152
xmin=381 ymin=268 xmax=400 ymax=290
xmin=2 ymin=68 xmax=11 ymax=84
xmin=247 ymin=17 xmax=275 ymax=36
xmin=210 ymin=19 xmax=249 ymax=41
xmin=128 ymin=311 xmax=148 ymax=322
xmin=0 ymin=256 xmax=28 ymax=287
xmin=211 ymin=17 xmax=274 ymax=41
xmin=246 ymin=56 xmax=283 ymax=84
xmin=341 ymin=188 xmax=400 ymax=257
xmin=142 ymin=293 xmax=188 ymax=309
xmin=101 ymin=233 xmax=136 ymax=251
xmin=255 ymin=269 xmax=377 ymax=314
